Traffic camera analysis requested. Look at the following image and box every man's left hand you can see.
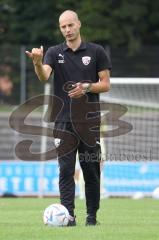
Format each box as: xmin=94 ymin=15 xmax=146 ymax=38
xmin=68 ymin=82 xmax=85 ymax=98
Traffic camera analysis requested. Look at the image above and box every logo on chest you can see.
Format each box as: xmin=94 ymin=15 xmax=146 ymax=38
xmin=58 ymin=53 xmax=65 ymax=63
xmin=82 ymin=56 xmax=91 ymax=65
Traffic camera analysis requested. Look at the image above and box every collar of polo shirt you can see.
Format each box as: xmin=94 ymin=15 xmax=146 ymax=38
xmin=63 ymin=42 xmax=87 ymax=52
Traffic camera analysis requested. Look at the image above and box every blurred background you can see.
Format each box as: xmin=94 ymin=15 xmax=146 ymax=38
xmin=0 ymin=0 xmax=159 ymax=198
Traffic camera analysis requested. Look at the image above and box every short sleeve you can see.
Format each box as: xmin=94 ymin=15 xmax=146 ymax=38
xmin=43 ymin=47 xmax=55 ymax=69
xmin=96 ymin=46 xmax=112 ymax=72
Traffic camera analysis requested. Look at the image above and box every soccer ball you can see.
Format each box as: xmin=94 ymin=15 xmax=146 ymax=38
xmin=43 ymin=203 xmax=70 ymax=227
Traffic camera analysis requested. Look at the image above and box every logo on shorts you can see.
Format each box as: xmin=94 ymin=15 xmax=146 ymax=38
xmin=82 ymin=56 xmax=91 ymax=65
xmin=54 ymin=138 xmax=61 ymax=147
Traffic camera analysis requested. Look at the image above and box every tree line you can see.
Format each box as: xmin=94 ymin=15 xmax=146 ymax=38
xmin=0 ymin=0 xmax=159 ymax=55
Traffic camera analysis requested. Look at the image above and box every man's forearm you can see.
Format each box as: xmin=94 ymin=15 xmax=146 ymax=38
xmin=34 ymin=63 xmax=49 ymax=81
xmin=89 ymin=80 xmax=110 ymax=93
xmin=88 ymin=69 xmax=110 ymax=93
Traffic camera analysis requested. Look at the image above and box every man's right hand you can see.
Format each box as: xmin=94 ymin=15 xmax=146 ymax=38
xmin=25 ymin=46 xmax=43 ymax=66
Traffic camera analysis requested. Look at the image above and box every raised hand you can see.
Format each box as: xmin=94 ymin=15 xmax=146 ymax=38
xmin=25 ymin=46 xmax=43 ymax=66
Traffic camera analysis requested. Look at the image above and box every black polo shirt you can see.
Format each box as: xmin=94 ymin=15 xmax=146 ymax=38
xmin=43 ymin=42 xmax=111 ymax=122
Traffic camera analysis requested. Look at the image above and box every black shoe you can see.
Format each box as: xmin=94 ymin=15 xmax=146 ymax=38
xmin=67 ymin=215 xmax=76 ymax=227
xmin=85 ymin=216 xmax=99 ymax=226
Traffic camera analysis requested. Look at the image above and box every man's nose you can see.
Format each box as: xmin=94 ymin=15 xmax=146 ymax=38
xmin=66 ymin=26 xmax=70 ymax=32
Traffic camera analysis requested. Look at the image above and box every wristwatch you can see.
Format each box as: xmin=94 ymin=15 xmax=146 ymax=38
xmin=82 ymin=83 xmax=92 ymax=94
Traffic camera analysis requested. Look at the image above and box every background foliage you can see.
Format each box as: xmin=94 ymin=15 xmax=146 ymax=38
xmin=0 ymin=0 xmax=159 ymax=54
xmin=0 ymin=0 xmax=159 ymax=104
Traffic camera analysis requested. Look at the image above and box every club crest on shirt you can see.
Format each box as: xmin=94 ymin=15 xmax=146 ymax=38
xmin=82 ymin=56 xmax=91 ymax=65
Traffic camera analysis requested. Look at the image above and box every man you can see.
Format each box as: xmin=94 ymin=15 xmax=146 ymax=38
xmin=26 ymin=10 xmax=111 ymax=226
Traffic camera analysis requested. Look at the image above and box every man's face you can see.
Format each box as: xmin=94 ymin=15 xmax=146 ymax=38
xmin=59 ymin=15 xmax=81 ymax=41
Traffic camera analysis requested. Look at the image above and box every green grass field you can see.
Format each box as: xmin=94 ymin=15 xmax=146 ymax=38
xmin=0 ymin=198 xmax=159 ymax=240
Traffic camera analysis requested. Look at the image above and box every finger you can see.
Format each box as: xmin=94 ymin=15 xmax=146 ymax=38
xmin=40 ymin=46 xmax=43 ymax=52
xmin=68 ymin=88 xmax=82 ymax=97
xmin=69 ymin=94 xmax=84 ymax=99
xmin=25 ymin=51 xmax=32 ymax=58
xmin=32 ymin=48 xmax=39 ymax=54
xmin=68 ymin=87 xmax=78 ymax=95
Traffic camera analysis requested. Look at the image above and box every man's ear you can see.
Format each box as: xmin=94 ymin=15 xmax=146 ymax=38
xmin=78 ymin=20 xmax=81 ymax=28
